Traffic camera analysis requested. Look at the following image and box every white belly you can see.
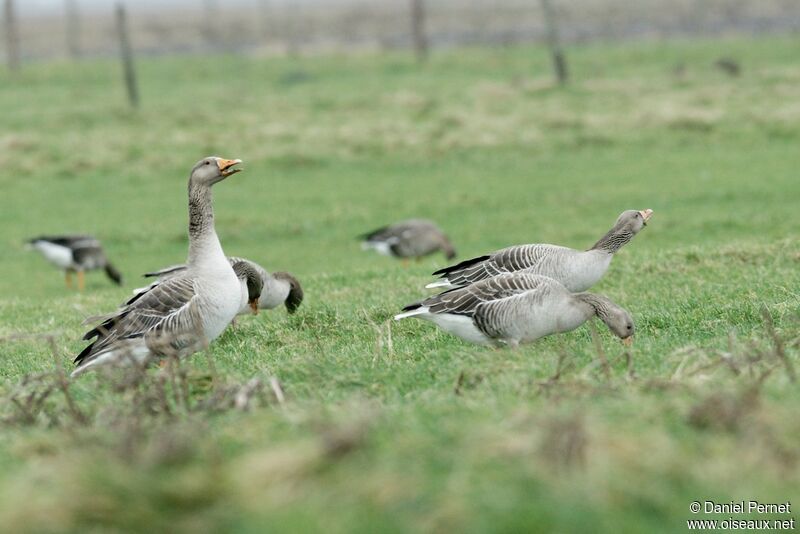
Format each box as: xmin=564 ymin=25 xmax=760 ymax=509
xmin=362 ymin=241 xmax=394 ymax=256
xmin=425 ymin=312 xmax=494 ymax=346
xmin=33 ymin=241 xmax=74 ymax=269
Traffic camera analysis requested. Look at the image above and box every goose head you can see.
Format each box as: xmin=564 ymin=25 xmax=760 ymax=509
xmin=233 ymin=261 xmax=264 ymax=315
xmin=598 ymin=304 xmax=635 ymax=346
xmin=613 ymin=209 xmax=653 ymax=235
xmin=190 ymin=156 xmax=242 ymax=187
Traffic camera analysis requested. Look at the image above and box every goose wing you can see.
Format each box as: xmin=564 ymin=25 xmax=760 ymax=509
xmin=407 ymin=273 xmax=556 ymax=316
xmin=143 ymin=263 xmax=188 ymax=279
xmin=431 ymin=244 xmax=572 ymax=287
xmin=76 ymin=276 xmax=201 ymax=367
xmin=472 ymin=282 xmax=558 ymax=340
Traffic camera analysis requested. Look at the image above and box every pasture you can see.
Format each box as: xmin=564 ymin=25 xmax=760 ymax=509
xmin=1 ymin=36 xmax=799 ymax=532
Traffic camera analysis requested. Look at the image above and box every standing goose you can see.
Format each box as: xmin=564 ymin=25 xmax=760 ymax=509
xmin=72 ymin=157 xmax=243 ymax=377
xmin=27 ymin=235 xmax=123 ymax=290
xmin=360 ymin=219 xmax=456 ymax=263
xmin=142 ymin=257 xmax=304 ymax=315
xmin=396 ymin=273 xmax=634 ymax=347
xmin=426 ymin=209 xmax=652 ymax=291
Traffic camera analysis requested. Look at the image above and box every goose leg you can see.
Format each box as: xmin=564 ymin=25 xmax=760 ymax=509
xmin=401 ymin=258 xmax=410 ymax=268
xmin=65 ymin=270 xmax=73 ymax=289
xmin=77 ymin=270 xmax=85 ymax=292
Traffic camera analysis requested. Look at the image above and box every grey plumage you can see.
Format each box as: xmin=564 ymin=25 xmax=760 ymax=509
xmin=73 ymin=156 xmax=244 ymax=377
xmin=397 ymin=273 xmax=634 ymax=347
xmin=232 ymin=259 xmax=264 ymax=308
xmin=427 ymin=209 xmax=652 ymax=291
xmin=361 ymin=219 xmax=456 ymax=260
xmin=143 ymin=256 xmax=304 ymax=315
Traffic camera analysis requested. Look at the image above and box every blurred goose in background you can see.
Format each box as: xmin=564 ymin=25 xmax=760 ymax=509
xmin=360 ymin=219 xmax=456 ymax=264
xmin=142 ymin=257 xmax=304 ymax=315
xmin=72 ymin=156 xmax=244 ymax=377
xmin=426 ymin=209 xmax=652 ymax=291
xmin=396 ymin=273 xmax=634 ymax=347
xmin=27 ymin=235 xmax=123 ymax=290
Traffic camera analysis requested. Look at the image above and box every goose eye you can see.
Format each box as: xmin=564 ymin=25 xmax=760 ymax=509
xmin=204 ymin=161 xmax=210 ymax=165
xmin=626 ymin=325 xmax=632 ymax=330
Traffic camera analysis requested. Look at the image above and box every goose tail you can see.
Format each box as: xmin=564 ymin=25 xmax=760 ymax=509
xmin=104 ymin=263 xmax=123 ymax=285
xmin=394 ymin=304 xmax=429 ymax=321
xmin=425 ymin=280 xmax=455 ymax=290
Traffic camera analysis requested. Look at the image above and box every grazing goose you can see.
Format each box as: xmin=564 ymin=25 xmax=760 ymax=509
xmin=72 ymin=156 xmax=244 ymax=377
xmin=142 ymin=257 xmax=304 ymax=315
xmin=232 ymin=259 xmax=264 ymax=315
xmin=426 ymin=209 xmax=652 ymax=291
xmin=396 ymin=273 xmax=634 ymax=347
xmin=27 ymin=235 xmax=123 ymax=290
xmin=360 ymin=219 xmax=456 ymax=263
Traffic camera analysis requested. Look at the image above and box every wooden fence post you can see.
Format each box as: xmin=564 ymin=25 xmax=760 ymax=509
xmin=540 ymin=0 xmax=568 ymax=85
xmin=115 ymin=3 xmax=139 ymax=108
xmin=203 ymin=0 xmax=219 ymax=48
xmin=3 ymin=0 xmax=20 ymax=72
xmin=410 ymin=0 xmax=428 ymax=62
xmin=285 ymin=1 xmax=301 ymax=57
xmin=259 ymin=0 xmax=270 ymax=43
xmin=65 ymin=0 xmax=81 ymax=58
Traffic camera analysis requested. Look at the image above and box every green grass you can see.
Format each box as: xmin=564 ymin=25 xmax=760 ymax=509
xmin=1 ymin=36 xmax=799 ymax=532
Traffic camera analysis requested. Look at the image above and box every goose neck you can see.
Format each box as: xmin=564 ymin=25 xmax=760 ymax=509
xmin=573 ymin=292 xmax=611 ymax=321
xmin=590 ymin=225 xmax=634 ymax=254
xmin=187 ymin=182 xmax=224 ymax=267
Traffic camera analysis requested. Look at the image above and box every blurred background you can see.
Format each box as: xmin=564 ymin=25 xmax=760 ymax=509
xmin=8 ymin=0 xmax=800 ymax=62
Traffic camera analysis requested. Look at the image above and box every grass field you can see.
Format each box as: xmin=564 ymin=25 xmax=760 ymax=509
xmin=1 ymin=36 xmax=799 ymax=532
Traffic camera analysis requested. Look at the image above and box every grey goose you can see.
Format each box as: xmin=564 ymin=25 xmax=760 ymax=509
xmin=361 ymin=219 xmax=456 ymax=263
xmin=396 ymin=273 xmax=634 ymax=347
xmin=426 ymin=209 xmax=652 ymax=291
xmin=27 ymin=235 xmax=122 ymax=290
xmin=72 ymin=157 xmax=244 ymax=377
xmin=142 ymin=257 xmax=304 ymax=315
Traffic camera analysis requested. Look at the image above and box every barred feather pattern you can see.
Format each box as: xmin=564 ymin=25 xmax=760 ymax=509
xmin=433 ymin=244 xmax=583 ymax=288
xmin=76 ymin=276 xmax=203 ymax=366
xmin=416 ymin=273 xmax=559 ymax=317
xmin=473 ymin=288 xmax=557 ymax=340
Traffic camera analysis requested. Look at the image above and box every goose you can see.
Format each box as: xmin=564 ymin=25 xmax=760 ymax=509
xmin=72 ymin=156 xmax=244 ymax=377
xmin=396 ymin=273 xmax=634 ymax=348
xmin=27 ymin=235 xmax=123 ymax=290
xmin=426 ymin=209 xmax=652 ymax=291
xmin=232 ymin=259 xmax=265 ymax=315
xmin=360 ymin=219 xmax=456 ymax=263
xmin=141 ymin=257 xmax=304 ymax=315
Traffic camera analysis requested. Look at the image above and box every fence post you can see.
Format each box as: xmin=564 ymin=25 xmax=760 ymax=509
xmin=203 ymin=0 xmax=219 ymax=48
xmin=285 ymin=1 xmax=300 ymax=57
xmin=410 ymin=0 xmax=428 ymax=62
xmin=258 ymin=0 xmax=270 ymax=43
xmin=115 ymin=3 xmax=139 ymax=108
xmin=540 ymin=0 xmax=568 ymax=85
xmin=3 ymin=0 xmax=20 ymax=72
xmin=65 ymin=0 xmax=81 ymax=58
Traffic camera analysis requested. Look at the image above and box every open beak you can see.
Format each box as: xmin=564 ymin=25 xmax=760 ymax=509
xmin=639 ymin=209 xmax=653 ymax=225
xmin=217 ymin=158 xmax=242 ymax=177
xmin=622 ymin=336 xmax=634 ymax=347
xmin=249 ymin=299 xmax=259 ymax=315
